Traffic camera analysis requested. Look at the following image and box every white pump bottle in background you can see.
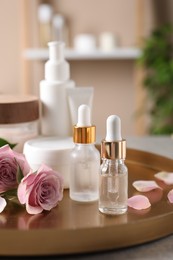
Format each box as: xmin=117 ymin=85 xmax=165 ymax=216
xmin=40 ymin=41 xmax=75 ymax=137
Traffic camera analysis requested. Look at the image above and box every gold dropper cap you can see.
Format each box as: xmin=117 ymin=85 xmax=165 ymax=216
xmin=101 ymin=139 xmax=126 ymax=160
xmin=73 ymin=125 xmax=96 ymax=144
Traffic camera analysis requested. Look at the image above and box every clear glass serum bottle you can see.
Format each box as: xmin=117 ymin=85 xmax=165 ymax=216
xmin=99 ymin=115 xmax=128 ymax=215
xmin=69 ymin=104 xmax=100 ymax=202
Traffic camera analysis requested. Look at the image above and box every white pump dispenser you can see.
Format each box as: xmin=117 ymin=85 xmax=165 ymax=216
xmin=99 ymin=115 xmax=128 ymax=215
xmin=45 ymin=42 xmax=69 ymax=82
xmin=40 ymin=41 xmax=75 ymax=137
xmin=69 ymin=104 xmax=100 ymax=202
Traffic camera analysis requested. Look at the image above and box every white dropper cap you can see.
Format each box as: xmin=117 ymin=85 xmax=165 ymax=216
xmin=105 ymin=115 xmax=122 ymax=142
xmin=73 ymin=104 xmax=95 ymax=144
xmin=45 ymin=41 xmax=70 ymax=82
xmin=77 ymin=104 xmax=91 ymax=127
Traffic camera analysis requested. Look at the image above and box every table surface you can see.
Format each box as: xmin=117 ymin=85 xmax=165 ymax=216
xmin=6 ymin=136 xmax=173 ymax=259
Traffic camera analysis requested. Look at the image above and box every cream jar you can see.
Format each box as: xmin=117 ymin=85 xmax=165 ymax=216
xmin=0 ymin=95 xmax=39 ymax=152
xmin=23 ymin=137 xmax=74 ymax=189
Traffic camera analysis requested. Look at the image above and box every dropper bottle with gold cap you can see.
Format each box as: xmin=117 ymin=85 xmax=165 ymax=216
xmin=69 ymin=104 xmax=100 ymax=202
xmin=99 ymin=115 xmax=128 ymax=215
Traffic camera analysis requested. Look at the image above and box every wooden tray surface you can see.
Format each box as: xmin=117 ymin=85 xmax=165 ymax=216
xmin=1 ymin=148 xmax=173 ymax=256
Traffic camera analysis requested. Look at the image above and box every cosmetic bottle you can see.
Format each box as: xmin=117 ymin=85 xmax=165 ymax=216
xmin=40 ymin=41 xmax=75 ymax=137
xmin=38 ymin=4 xmax=53 ymax=47
xmin=52 ymin=14 xmax=70 ymax=47
xmin=99 ymin=115 xmax=128 ymax=215
xmin=69 ymin=104 xmax=100 ymax=202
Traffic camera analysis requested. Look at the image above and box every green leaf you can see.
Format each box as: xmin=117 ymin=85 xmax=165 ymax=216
xmin=3 ymin=189 xmax=17 ymax=198
xmin=1 ymin=189 xmax=17 ymax=201
xmin=0 ymin=137 xmax=17 ymax=149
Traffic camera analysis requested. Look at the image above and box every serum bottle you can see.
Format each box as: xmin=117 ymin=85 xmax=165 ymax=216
xmin=99 ymin=115 xmax=128 ymax=215
xmin=69 ymin=104 xmax=100 ymax=202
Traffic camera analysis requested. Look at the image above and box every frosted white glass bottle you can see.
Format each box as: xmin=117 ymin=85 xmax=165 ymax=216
xmin=99 ymin=115 xmax=128 ymax=215
xmin=40 ymin=41 xmax=75 ymax=137
xmin=69 ymin=104 xmax=100 ymax=202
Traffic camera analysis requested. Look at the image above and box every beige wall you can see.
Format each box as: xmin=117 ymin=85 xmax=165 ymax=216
xmin=0 ymin=0 xmax=171 ymax=137
xmin=0 ymin=0 xmax=22 ymax=94
xmin=51 ymin=0 xmax=136 ymax=48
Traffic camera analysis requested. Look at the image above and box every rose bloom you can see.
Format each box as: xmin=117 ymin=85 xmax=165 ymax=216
xmin=0 ymin=145 xmax=30 ymax=193
xmin=17 ymin=164 xmax=64 ymax=215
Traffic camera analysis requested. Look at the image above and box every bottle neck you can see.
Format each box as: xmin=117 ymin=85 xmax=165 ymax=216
xmin=101 ymin=158 xmax=125 ymax=175
xmin=74 ymin=143 xmax=95 ymax=146
xmin=102 ymin=158 xmax=124 ymax=165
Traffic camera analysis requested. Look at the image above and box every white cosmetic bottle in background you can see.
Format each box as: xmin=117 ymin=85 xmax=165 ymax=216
xmin=38 ymin=4 xmax=53 ymax=47
xmin=52 ymin=14 xmax=70 ymax=47
xmin=40 ymin=41 xmax=75 ymax=137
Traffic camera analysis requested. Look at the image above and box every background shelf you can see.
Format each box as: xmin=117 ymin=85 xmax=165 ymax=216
xmin=23 ymin=47 xmax=141 ymax=61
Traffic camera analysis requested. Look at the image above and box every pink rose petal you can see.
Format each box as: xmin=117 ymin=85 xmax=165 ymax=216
xmin=0 ymin=197 xmax=7 ymax=213
xmin=26 ymin=204 xmax=43 ymax=215
xmin=128 ymin=195 xmax=151 ymax=210
xmin=133 ymin=180 xmax=161 ymax=192
xmin=167 ymin=189 xmax=173 ymax=203
xmin=154 ymin=171 xmax=173 ymax=185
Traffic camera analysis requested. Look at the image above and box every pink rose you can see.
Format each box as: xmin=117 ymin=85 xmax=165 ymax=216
xmin=0 ymin=145 xmax=30 ymax=193
xmin=17 ymin=164 xmax=64 ymax=215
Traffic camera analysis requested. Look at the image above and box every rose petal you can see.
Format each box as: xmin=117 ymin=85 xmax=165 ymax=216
xmin=13 ymin=150 xmax=30 ymax=176
xmin=37 ymin=164 xmax=52 ymax=174
xmin=128 ymin=195 xmax=151 ymax=210
xmin=21 ymin=171 xmax=36 ymax=186
xmin=167 ymin=189 xmax=173 ymax=203
xmin=26 ymin=203 xmax=43 ymax=215
xmin=0 ymin=144 xmax=13 ymax=155
xmin=133 ymin=180 xmax=161 ymax=192
xmin=154 ymin=171 xmax=173 ymax=185
xmin=17 ymin=182 xmax=27 ymax=204
xmin=0 ymin=197 xmax=7 ymax=213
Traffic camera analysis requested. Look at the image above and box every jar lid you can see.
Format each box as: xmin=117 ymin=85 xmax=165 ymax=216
xmin=0 ymin=95 xmax=39 ymax=124
xmin=23 ymin=137 xmax=75 ymax=189
xmin=23 ymin=136 xmax=74 ymax=164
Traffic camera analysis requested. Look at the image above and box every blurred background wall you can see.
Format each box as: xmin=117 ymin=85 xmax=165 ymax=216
xmin=0 ymin=0 xmax=172 ymax=137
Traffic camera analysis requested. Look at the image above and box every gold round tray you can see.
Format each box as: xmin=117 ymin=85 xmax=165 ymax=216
xmin=1 ymin=148 xmax=173 ymax=256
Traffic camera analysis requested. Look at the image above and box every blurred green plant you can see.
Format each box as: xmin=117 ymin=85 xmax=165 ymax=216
xmin=138 ymin=24 xmax=173 ymax=134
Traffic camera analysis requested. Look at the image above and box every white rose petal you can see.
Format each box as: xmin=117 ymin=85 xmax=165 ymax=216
xmin=154 ymin=171 xmax=173 ymax=185
xmin=0 ymin=197 xmax=7 ymax=213
xmin=167 ymin=189 xmax=173 ymax=203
